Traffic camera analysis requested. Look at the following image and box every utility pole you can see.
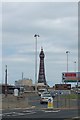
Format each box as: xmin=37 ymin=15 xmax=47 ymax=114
xmin=66 ymin=51 xmax=70 ymax=73
xmin=74 ymin=61 xmax=76 ymax=72
xmin=5 ymin=65 xmax=8 ymax=97
xmin=34 ymin=34 xmax=40 ymax=92
xmin=22 ymin=72 xmax=24 ymax=80
xmin=22 ymin=72 xmax=24 ymax=87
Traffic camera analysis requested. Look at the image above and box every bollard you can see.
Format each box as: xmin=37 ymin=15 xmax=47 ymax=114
xmin=48 ymin=98 xmax=53 ymax=109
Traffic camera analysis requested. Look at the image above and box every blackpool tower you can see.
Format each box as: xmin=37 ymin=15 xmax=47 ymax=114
xmin=38 ymin=47 xmax=47 ymax=85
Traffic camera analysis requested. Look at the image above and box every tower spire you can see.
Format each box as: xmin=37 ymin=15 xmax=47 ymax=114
xmin=38 ymin=48 xmax=46 ymax=85
xmin=41 ymin=46 xmax=43 ymax=51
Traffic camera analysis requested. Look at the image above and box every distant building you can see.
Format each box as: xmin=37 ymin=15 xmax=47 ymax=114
xmin=15 ymin=78 xmax=33 ymax=87
xmin=55 ymin=84 xmax=71 ymax=90
xmin=1 ymin=84 xmax=16 ymax=94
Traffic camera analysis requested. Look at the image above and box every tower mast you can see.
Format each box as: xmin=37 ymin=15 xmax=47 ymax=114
xmin=38 ymin=47 xmax=46 ymax=85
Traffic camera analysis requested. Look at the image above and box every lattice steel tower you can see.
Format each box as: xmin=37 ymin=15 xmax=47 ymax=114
xmin=38 ymin=47 xmax=46 ymax=85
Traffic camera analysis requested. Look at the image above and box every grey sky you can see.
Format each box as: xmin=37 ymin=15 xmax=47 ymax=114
xmin=2 ymin=2 xmax=78 ymax=86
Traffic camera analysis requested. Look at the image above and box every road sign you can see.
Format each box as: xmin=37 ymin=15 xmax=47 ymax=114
xmin=62 ymin=72 xmax=80 ymax=82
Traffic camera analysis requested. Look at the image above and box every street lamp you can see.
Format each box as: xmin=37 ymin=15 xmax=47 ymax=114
xmin=34 ymin=34 xmax=40 ymax=92
xmin=66 ymin=51 xmax=70 ymax=73
xmin=74 ymin=61 xmax=76 ymax=72
xmin=74 ymin=61 xmax=78 ymax=92
xmin=5 ymin=65 xmax=8 ymax=97
xmin=65 ymin=51 xmax=70 ymax=107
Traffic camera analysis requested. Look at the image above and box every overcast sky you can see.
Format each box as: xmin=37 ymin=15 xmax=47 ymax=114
xmin=1 ymin=2 xmax=78 ymax=86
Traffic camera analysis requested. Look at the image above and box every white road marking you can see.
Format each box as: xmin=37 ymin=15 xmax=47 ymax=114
xmin=44 ymin=110 xmax=60 ymax=113
xmin=3 ymin=112 xmax=16 ymax=115
xmin=23 ymin=110 xmax=34 ymax=112
xmin=72 ymin=116 xmax=80 ymax=119
xmin=25 ymin=112 xmax=36 ymax=114
xmin=0 ymin=114 xmax=2 ymax=116
xmin=2 ymin=110 xmax=36 ymax=116
xmin=15 ymin=113 xmax=25 ymax=116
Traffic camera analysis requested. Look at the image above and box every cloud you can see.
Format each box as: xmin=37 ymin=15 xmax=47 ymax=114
xmin=1 ymin=2 xmax=78 ymax=86
xmin=35 ymin=17 xmax=77 ymax=30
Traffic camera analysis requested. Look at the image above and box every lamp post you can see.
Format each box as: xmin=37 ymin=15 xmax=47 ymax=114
xmin=74 ymin=61 xmax=76 ymax=72
xmin=5 ymin=65 xmax=8 ymax=97
xmin=66 ymin=51 xmax=70 ymax=73
xmin=74 ymin=61 xmax=78 ymax=93
xmin=34 ymin=34 xmax=40 ymax=92
xmin=65 ymin=51 xmax=70 ymax=107
xmin=65 ymin=51 xmax=70 ymax=84
xmin=22 ymin=72 xmax=24 ymax=80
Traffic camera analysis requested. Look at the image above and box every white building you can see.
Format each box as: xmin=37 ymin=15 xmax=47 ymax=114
xmin=15 ymin=78 xmax=33 ymax=87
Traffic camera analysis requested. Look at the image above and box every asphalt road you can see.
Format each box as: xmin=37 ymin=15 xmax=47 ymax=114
xmin=27 ymin=93 xmax=79 ymax=109
xmin=2 ymin=93 xmax=80 ymax=120
xmin=2 ymin=108 xmax=79 ymax=119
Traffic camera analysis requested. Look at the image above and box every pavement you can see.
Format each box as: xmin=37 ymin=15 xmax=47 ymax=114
xmin=2 ymin=108 xmax=80 ymax=119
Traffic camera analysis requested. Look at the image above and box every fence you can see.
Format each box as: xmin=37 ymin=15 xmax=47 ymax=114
xmin=53 ymin=93 xmax=79 ymax=109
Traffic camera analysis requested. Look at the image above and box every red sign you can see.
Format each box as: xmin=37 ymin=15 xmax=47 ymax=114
xmin=65 ymin=73 xmax=76 ymax=77
xmin=62 ymin=72 xmax=80 ymax=82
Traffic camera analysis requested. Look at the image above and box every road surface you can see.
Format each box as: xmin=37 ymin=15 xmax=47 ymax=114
xmin=2 ymin=108 xmax=79 ymax=119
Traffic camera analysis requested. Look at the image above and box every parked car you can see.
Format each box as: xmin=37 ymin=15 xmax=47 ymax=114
xmin=40 ymin=92 xmax=53 ymax=104
xmin=75 ymin=90 xmax=80 ymax=94
xmin=41 ymin=91 xmax=50 ymax=97
xmin=41 ymin=91 xmax=56 ymax=98
xmin=38 ymin=89 xmax=47 ymax=96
